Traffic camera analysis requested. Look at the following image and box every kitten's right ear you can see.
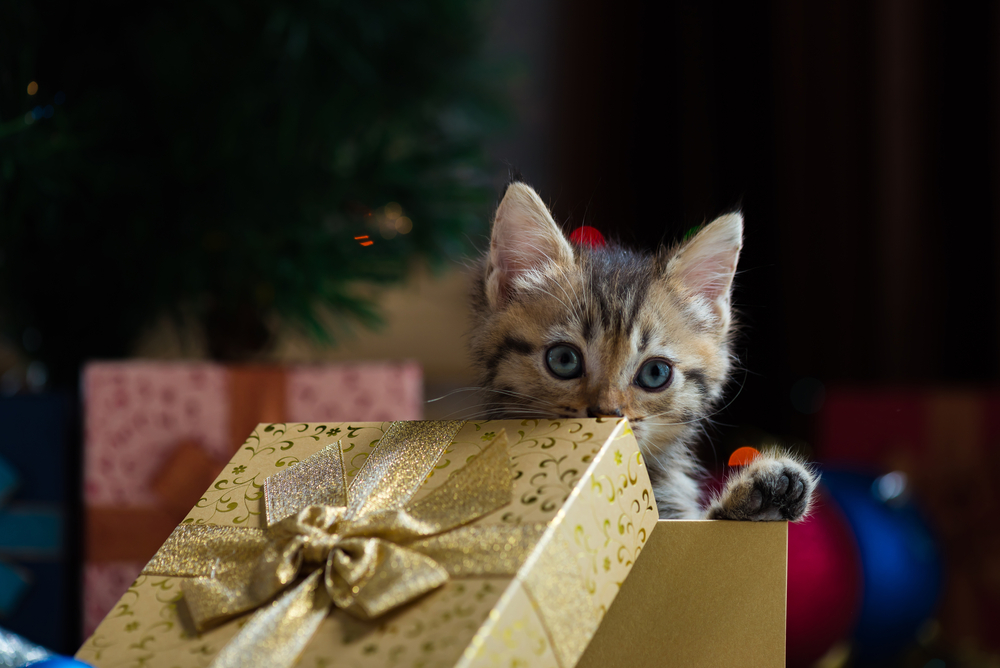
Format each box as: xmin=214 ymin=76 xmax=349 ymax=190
xmin=486 ymin=182 xmax=573 ymax=309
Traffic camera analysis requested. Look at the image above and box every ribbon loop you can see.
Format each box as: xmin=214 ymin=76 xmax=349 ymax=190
xmin=326 ymin=536 xmax=381 ymax=602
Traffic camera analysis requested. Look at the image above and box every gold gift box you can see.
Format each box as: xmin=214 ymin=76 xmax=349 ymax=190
xmin=78 ymin=418 xmax=657 ymax=668
xmin=578 ymin=520 xmax=787 ymax=668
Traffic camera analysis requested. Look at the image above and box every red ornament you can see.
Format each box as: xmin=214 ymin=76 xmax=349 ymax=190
xmin=786 ymin=487 xmax=863 ymax=667
xmin=569 ymin=226 xmax=606 ymax=248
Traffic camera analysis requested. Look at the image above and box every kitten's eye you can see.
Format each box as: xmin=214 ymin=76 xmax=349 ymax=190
xmin=635 ymin=358 xmax=672 ymax=391
xmin=545 ymin=344 xmax=583 ymax=379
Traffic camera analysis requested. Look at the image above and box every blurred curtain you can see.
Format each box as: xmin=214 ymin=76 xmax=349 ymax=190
xmin=773 ymin=0 xmax=998 ymax=383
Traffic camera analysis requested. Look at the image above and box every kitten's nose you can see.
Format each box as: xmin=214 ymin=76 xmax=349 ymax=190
xmin=587 ymin=407 xmax=623 ymax=418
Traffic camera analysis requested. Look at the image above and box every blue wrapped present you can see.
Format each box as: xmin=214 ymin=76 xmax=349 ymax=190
xmin=0 ymin=395 xmax=74 ymax=655
xmin=0 ymin=455 xmax=16 ymax=504
xmin=0 ymin=453 xmax=33 ymax=620
xmin=0 ymin=472 xmax=63 ymax=618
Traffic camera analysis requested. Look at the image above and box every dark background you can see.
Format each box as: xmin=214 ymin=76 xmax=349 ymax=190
xmin=2 ymin=0 xmax=998 ymax=658
xmin=539 ymin=0 xmax=998 ymax=458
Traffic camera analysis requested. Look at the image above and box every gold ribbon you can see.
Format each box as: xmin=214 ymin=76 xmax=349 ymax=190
xmin=142 ymin=421 xmax=546 ymax=668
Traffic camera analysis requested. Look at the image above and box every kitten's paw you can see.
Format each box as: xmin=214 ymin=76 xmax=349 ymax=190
xmin=705 ymin=453 xmax=817 ymax=522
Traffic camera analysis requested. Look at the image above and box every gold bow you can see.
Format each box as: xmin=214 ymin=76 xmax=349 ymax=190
xmin=142 ymin=421 xmax=546 ymax=668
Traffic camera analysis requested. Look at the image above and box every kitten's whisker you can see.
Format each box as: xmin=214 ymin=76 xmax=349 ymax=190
xmin=442 ymin=402 xmax=555 ymax=412
xmin=430 ymin=402 xmax=557 ymax=416
xmin=698 ymin=420 xmax=722 ymax=469
xmin=436 ymin=407 xmax=558 ymax=421
xmin=709 ymin=363 xmax=749 ymax=420
xmin=425 ymin=386 xmax=492 ymax=403
xmin=470 ymin=387 xmax=566 ymax=410
xmin=427 ymin=387 xmax=564 ymax=412
xmin=641 ymin=419 xmax=705 ymax=427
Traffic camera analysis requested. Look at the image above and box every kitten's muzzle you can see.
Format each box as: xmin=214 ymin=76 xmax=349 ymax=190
xmin=586 ymin=407 xmax=623 ymax=418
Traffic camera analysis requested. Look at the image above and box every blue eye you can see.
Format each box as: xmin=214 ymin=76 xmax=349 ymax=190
xmin=546 ymin=344 xmax=583 ymax=379
xmin=636 ymin=359 xmax=672 ymax=390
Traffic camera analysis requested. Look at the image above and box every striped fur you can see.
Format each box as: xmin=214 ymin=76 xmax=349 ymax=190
xmin=469 ymin=182 xmax=817 ymax=521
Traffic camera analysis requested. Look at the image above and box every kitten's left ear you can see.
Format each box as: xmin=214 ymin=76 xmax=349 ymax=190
xmin=667 ymin=212 xmax=743 ymax=323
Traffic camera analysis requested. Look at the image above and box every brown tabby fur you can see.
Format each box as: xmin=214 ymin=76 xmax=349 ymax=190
xmin=469 ymin=182 xmax=816 ymax=521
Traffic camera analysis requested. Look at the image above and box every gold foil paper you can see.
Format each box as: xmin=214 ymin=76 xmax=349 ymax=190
xmin=78 ymin=419 xmax=657 ymax=668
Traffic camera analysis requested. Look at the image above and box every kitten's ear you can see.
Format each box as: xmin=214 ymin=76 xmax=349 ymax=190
xmin=667 ymin=212 xmax=743 ymax=322
xmin=486 ymin=182 xmax=574 ymax=308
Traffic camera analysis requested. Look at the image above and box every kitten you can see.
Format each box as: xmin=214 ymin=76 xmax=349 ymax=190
xmin=469 ymin=181 xmax=817 ymax=521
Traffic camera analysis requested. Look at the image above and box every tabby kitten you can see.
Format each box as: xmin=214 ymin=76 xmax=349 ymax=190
xmin=469 ymin=182 xmax=816 ymax=521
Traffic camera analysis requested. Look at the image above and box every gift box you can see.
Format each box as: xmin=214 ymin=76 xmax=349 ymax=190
xmin=82 ymin=361 xmax=423 ymax=636
xmin=77 ymin=418 xmax=657 ymax=668
xmin=578 ymin=520 xmax=787 ymax=668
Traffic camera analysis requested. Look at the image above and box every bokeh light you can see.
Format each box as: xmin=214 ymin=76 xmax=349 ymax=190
xmin=728 ymin=446 xmax=760 ymax=467
xmin=370 ymin=203 xmax=411 ymax=239
xmin=25 ymin=361 xmax=48 ymax=392
xmin=873 ymin=471 xmax=908 ymax=505
xmin=26 ymin=81 xmax=38 ymax=95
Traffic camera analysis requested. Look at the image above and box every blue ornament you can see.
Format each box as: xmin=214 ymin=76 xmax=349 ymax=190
xmin=821 ymin=469 xmax=943 ymax=665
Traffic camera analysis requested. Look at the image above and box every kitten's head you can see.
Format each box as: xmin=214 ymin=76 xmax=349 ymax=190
xmin=469 ymin=182 xmax=742 ymax=458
